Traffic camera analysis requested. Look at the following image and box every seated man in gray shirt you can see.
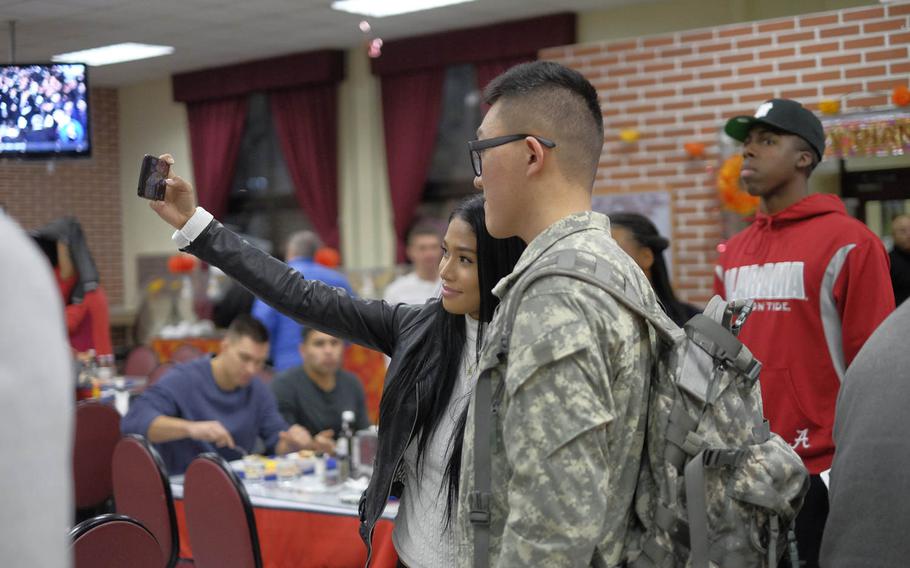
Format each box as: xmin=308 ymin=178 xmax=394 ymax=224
xmin=271 ymin=327 xmax=372 ymax=454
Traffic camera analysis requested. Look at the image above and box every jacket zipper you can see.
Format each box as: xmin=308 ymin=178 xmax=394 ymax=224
xmin=364 ymin=381 xmax=420 ymax=567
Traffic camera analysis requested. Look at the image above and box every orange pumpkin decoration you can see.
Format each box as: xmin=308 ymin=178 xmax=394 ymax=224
xmin=684 ymin=141 xmax=706 ymax=159
xmin=167 ymin=253 xmax=196 ymax=274
xmin=314 ymin=247 xmax=341 ymax=268
xmin=892 ymin=85 xmax=910 ymax=107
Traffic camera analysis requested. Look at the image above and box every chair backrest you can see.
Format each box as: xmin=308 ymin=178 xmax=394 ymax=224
xmin=147 ymin=362 xmax=174 ymax=387
xmin=184 ymin=453 xmax=262 ymax=568
xmin=73 ymin=401 xmax=121 ymax=509
xmin=70 ymin=513 xmax=164 ymax=568
xmin=113 ymin=434 xmax=179 ymax=568
xmin=124 ymin=345 xmax=159 ymax=377
xmin=171 ymin=343 xmax=204 ymax=363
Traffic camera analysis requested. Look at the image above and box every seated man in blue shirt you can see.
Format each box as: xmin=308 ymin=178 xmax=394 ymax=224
xmin=252 ymin=230 xmax=353 ymax=371
xmin=122 ymin=315 xmax=314 ymax=475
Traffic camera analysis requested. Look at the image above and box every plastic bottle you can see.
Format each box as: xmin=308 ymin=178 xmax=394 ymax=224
xmin=336 ymin=436 xmax=350 ymax=482
xmin=339 ymin=410 xmax=356 ymax=479
xmin=324 ymin=457 xmax=340 ymax=485
xmin=76 ymin=350 xmax=97 ymax=400
xmin=97 ymin=353 xmax=115 ymax=381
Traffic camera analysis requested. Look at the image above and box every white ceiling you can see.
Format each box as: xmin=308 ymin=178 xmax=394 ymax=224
xmin=0 ymin=0 xmax=652 ymax=87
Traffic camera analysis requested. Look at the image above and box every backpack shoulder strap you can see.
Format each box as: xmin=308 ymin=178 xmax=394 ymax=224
xmin=501 ymin=249 xmax=683 ymax=350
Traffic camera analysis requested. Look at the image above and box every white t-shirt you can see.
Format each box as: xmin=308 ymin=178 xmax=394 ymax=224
xmin=383 ymin=272 xmax=440 ymax=306
xmin=392 ymin=316 xmax=479 ymax=568
xmin=0 ymin=213 xmax=73 ymax=567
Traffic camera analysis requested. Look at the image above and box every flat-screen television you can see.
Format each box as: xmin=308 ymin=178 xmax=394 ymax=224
xmin=0 ymin=63 xmax=90 ymax=158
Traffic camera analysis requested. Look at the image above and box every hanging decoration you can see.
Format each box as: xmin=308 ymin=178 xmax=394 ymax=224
xmin=819 ymin=99 xmax=841 ymax=115
xmin=619 ymin=128 xmax=640 ymax=143
xmin=716 ymin=154 xmax=759 ymax=216
xmin=368 ymin=38 xmax=383 ymax=58
xmin=823 ymin=114 xmax=910 ymax=158
xmin=357 ymin=19 xmax=383 ymax=58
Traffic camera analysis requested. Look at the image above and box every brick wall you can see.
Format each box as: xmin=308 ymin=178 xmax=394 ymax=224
xmin=542 ymin=2 xmax=910 ymax=304
xmin=0 ymin=88 xmax=122 ymax=305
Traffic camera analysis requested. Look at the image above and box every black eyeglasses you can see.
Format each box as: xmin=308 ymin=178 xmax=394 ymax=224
xmin=467 ymin=134 xmax=556 ymax=177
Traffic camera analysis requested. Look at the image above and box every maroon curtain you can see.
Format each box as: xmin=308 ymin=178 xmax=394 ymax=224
xmin=186 ymin=97 xmax=249 ymax=219
xmin=476 ymin=55 xmax=534 ymax=94
xmin=173 ymin=50 xmax=343 ymax=104
xmin=270 ymin=85 xmax=340 ymax=248
xmin=380 ymin=70 xmax=446 ymax=261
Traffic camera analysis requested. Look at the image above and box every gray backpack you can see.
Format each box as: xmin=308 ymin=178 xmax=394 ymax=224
xmin=470 ymin=250 xmax=809 ymax=568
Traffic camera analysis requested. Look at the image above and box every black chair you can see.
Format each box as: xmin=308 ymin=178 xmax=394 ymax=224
xmin=70 ymin=513 xmax=164 ymax=568
xmin=113 ymin=434 xmax=181 ymax=567
xmin=184 ymin=453 xmax=262 ymax=568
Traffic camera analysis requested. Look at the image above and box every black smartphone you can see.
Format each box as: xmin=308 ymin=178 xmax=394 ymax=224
xmin=137 ymin=154 xmax=169 ymax=201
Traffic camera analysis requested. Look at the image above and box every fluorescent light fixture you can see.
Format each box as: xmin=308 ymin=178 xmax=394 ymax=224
xmin=52 ymin=43 xmax=174 ymax=67
xmin=331 ymin=0 xmax=477 ymax=18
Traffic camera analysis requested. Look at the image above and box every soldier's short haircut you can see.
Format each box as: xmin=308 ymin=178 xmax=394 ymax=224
xmin=483 ymin=61 xmax=604 ymax=189
xmin=226 ymin=314 xmax=269 ymax=344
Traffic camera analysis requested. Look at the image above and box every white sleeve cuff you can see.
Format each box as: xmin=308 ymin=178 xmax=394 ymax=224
xmin=171 ymin=207 xmax=214 ymax=249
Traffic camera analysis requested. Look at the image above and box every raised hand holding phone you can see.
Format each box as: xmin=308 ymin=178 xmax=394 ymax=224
xmin=147 ymin=154 xmax=198 ymax=230
xmin=137 ymin=154 xmax=169 ymax=201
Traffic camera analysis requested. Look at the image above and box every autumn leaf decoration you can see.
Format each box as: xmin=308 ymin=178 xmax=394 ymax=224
xmin=716 ymin=154 xmax=760 ymax=216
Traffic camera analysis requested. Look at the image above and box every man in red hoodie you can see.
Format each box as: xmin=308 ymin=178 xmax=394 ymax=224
xmin=715 ymin=99 xmax=894 ymax=567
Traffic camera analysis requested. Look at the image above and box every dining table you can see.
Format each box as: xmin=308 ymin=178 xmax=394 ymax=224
xmin=170 ymin=460 xmax=400 ymax=568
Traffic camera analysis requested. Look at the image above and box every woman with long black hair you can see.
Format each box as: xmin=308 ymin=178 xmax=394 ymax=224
xmin=148 ymin=160 xmax=524 ymax=568
xmin=609 ymin=212 xmax=699 ymax=326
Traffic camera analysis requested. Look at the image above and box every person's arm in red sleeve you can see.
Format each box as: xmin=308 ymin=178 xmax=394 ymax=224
xmin=64 ymin=302 xmax=89 ymax=334
xmin=83 ymin=287 xmax=113 ymax=356
xmin=57 ymin=271 xmax=89 ymax=334
xmin=834 ymin=238 xmax=895 ymax=368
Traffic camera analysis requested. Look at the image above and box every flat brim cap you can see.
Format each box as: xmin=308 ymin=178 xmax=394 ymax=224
xmin=724 ymin=98 xmax=825 ymax=160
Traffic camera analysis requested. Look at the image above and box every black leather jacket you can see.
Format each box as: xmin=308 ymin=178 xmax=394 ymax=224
xmin=185 ymin=220 xmax=436 ymax=566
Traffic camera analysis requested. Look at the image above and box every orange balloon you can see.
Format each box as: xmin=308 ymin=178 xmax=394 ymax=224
xmin=684 ymin=141 xmax=706 ymax=158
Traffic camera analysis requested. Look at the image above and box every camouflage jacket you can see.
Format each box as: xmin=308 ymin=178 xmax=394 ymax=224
xmin=457 ymin=211 xmax=658 ymax=567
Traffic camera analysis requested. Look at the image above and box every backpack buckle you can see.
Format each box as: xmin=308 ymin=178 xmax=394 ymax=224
xmin=743 ymin=358 xmax=761 ymax=383
xmin=468 ymin=491 xmax=491 ymax=526
xmin=703 ymin=448 xmax=743 ymax=468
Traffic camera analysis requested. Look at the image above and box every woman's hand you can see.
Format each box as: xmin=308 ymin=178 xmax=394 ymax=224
xmin=148 ymin=153 xmax=197 ymax=230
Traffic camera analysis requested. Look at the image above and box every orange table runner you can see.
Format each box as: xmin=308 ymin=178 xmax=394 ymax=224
xmin=150 ymin=336 xmax=223 ymax=362
xmin=174 ymin=499 xmax=398 ymax=568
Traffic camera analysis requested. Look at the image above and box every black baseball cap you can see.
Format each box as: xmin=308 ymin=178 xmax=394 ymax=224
xmin=724 ymin=98 xmax=825 ymax=160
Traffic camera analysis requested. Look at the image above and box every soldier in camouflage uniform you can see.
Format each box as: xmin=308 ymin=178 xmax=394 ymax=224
xmin=458 ymin=61 xmax=659 ymax=566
